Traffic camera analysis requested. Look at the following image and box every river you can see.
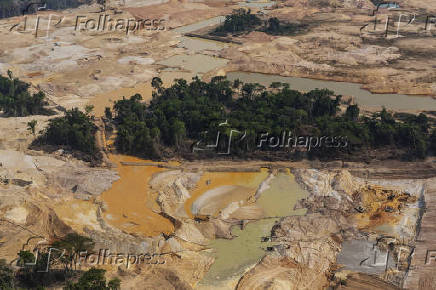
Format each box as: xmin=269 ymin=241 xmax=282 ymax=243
xmin=226 ymin=72 xmax=436 ymax=111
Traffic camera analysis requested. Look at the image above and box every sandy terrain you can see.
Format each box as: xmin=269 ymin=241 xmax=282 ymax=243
xmin=0 ymin=0 xmax=231 ymax=117
xmin=219 ymin=1 xmax=436 ymax=98
xmin=0 ymin=0 xmax=435 ymax=289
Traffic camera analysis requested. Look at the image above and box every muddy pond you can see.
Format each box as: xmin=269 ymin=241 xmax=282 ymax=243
xmin=194 ymin=171 xmax=308 ymax=289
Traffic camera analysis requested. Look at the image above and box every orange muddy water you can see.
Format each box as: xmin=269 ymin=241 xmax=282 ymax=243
xmin=184 ymin=170 xmax=269 ymax=218
xmin=100 ymin=154 xmax=174 ymax=236
xmin=88 ymin=71 xmax=197 ymax=117
xmin=89 ymin=83 xmax=153 ymax=117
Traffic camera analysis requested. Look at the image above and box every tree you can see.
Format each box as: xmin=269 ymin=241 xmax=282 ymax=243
xmin=396 ymin=124 xmax=427 ymax=159
xmin=66 ymin=268 xmax=106 ymax=290
xmin=85 ymin=105 xmax=94 ymax=115
xmin=0 ymin=259 xmax=14 ymax=290
xmin=38 ymin=108 xmax=99 ymax=156
xmin=151 ymin=77 xmax=163 ymax=91
xmin=0 ymin=73 xmax=49 ymax=117
xmin=345 ymin=104 xmax=359 ymax=121
xmin=15 ymin=250 xmax=47 ymax=287
xmin=430 ymin=129 xmax=436 ymax=155
xmin=27 ymin=119 xmax=37 ymax=135
xmin=65 ymin=268 xmax=121 ymax=290
xmin=17 ymin=250 xmax=36 ymax=266
xmin=108 ymin=277 xmax=121 ymax=290
xmin=380 ymin=107 xmax=395 ymax=124
xmin=104 ymin=107 xmax=112 ymax=120
xmin=51 ymin=233 xmax=94 ymax=271
xmin=266 ymin=17 xmax=280 ymax=32
xmin=97 ymin=0 xmax=106 ymax=11
xmin=170 ymin=120 xmax=186 ymax=147
xmin=232 ymin=79 xmax=242 ymax=89
xmin=111 ymin=76 xmax=432 ymax=160
xmin=213 ymin=9 xmax=262 ymax=35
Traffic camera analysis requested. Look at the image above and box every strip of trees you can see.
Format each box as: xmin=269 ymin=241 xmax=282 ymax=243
xmin=105 ymin=76 xmax=435 ymax=161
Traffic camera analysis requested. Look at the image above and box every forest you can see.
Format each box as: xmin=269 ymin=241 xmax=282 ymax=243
xmin=0 ymin=71 xmax=51 ymax=116
xmin=107 ymin=76 xmax=436 ymax=161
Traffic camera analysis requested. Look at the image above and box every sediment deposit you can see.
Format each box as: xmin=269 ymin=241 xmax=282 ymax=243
xmin=0 ymin=0 xmax=435 ymax=289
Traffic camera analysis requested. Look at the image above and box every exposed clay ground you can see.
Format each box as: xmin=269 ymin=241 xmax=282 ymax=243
xmin=0 ymin=0 xmax=436 ymax=289
xmin=218 ymin=2 xmax=436 ymax=99
xmin=0 ymin=0 xmax=434 ymax=118
xmin=0 ymin=0 xmax=231 ymax=116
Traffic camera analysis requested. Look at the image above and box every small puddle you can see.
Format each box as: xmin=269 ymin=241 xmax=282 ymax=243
xmin=178 ymin=36 xmax=228 ymax=52
xmin=197 ymin=171 xmax=308 ymax=289
xmin=227 ymin=71 xmax=436 ymax=111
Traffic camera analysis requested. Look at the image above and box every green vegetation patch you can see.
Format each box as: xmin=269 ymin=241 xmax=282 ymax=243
xmin=107 ymin=76 xmax=435 ymax=161
xmin=212 ymin=9 xmax=306 ymax=37
xmin=34 ymin=108 xmax=100 ymax=161
xmin=0 ymin=71 xmax=52 ymax=117
xmin=7 ymin=233 xmax=121 ymax=289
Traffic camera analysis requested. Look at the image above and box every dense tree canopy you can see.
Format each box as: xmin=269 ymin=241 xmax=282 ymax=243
xmin=0 ymin=71 xmax=50 ymax=116
xmin=109 ymin=76 xmax=435 ymax=160
xmin=214 ymin=8 xmax=262 ymax=35
xmin=37 ymin=108 xmax=98 ymax=156
xmin=0 ymin=259 xmax=14 ymax=289
xmin=65 ymin=268 xmax=121 ymax=290
xmin=212 ymin=9 xmax=306 ymax=36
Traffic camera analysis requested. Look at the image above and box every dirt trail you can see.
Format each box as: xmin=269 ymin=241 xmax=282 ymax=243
xmin=100 ymin=154 xmax=174 ymax=236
